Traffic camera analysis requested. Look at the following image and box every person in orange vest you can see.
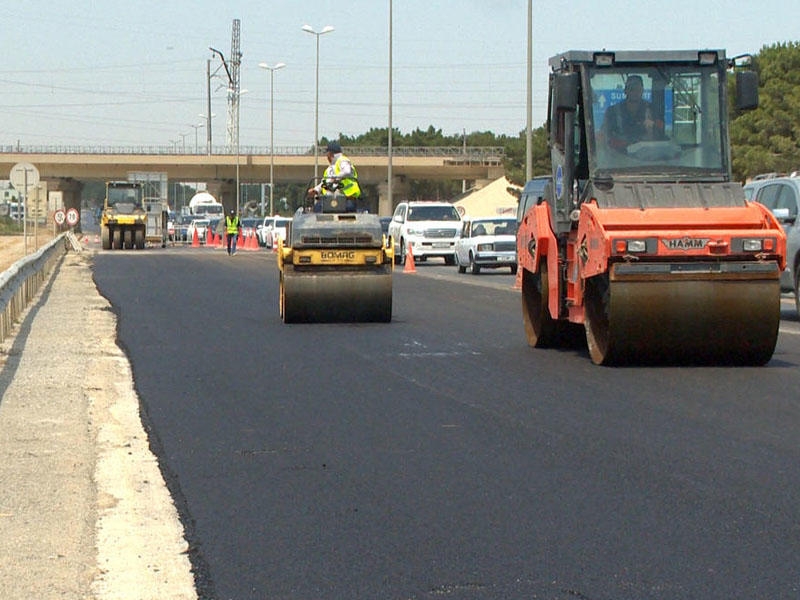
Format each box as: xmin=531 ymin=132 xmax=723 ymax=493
xmin=225 ymin=209 xmax=241 ymax=255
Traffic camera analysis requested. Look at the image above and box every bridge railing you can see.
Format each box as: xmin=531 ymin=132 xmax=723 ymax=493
xmin=0 ymin=145 xmax=505 ymax=161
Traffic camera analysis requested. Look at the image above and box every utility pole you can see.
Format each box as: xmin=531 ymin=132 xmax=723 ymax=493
xmin=526 ymin=0 xmax=533 ymax=182
xmin=206 ymin=59 xmax=213 ymax=154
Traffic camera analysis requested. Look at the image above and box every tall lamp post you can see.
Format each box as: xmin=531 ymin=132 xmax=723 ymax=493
xmin=301 ymin=24 xmax=334 ymax=178
xmin=189 ymin=122 xmax=205 ymax=154
xmin=258 ymin=62 xmax=286 ymax=216
xmin=198 ymin=113 xmax=215 ymax=154
xmin=232 ymin=89 xmax=248 ymax=214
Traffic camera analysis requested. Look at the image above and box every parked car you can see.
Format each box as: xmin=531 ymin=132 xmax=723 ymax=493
xmin=186 ymin=218 xmax=210 ymax=243
xmin=455 ymin=217 xmax=518 ymax=274
xmin=256 ymin=216 xmax=275 ymax=246
xmin=516 ymin=176 xmax=551 ymax=224
xmin=387 ymin=201 xmax=462 ymax=265
xmin=167 ymin=211 xmax=176 ymax=241
xmin=744 ymin=173 xmax=800 ymax=317
xmin=240 ymin=217 xmax=261 ymax=245
xmin=264 ymin=217 xmax=293 ymax=249
xmin=176 ymin=214 xmax=193 ymax=242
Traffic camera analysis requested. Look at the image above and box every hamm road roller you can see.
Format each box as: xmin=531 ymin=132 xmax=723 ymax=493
xmin=518 ymin=50 xmax=786 ymax=365
xmin=278 ymin=188 xmax=393 ymax=323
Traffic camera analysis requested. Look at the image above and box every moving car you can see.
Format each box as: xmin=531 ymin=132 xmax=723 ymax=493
xmin=455 ymin=217 xmax=518 ymax=274
xmin=387 ymin=201 xmax=462 ymax=265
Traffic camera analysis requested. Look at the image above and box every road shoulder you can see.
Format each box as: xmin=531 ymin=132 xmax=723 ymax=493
xmin=0 ymin=249 xmax=196 ymax=600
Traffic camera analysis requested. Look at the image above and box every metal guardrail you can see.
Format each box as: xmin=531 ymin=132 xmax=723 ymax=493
xmin=0 ymin=145 xmax=505 ymax=159
xmin=0 ymin=233 xmax=69 ymax=343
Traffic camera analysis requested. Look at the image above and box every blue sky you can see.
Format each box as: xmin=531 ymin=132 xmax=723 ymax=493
xmin=1 ymin=0 xmax=798 ymax=150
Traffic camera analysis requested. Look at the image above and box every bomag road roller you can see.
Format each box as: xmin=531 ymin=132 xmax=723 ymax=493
xmin=518 ymin=50 xmax=786 ymax=365
xmin=278 ymin=187 xmax=393 ymax=323
xmin=101 ymin=181 xmax=148 ymax=250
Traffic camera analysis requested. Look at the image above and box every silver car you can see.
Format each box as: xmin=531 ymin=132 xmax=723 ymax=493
xmin=744 ymin=173 xmax=800 ymax=317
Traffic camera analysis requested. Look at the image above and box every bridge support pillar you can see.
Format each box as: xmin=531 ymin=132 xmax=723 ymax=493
xmin=205 ymin=180 xmax=237 ymax=214
xmin=377 ymin=176 xmax=410 ymax=216
xmin=47 ymin=178 xmax=84 ymax=231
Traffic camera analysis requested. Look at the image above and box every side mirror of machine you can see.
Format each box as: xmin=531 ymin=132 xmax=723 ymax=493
xmin=554 ymin=73 xmax=580 ymax=111
xmin=735 ymin=70 xmax=759 ymax=111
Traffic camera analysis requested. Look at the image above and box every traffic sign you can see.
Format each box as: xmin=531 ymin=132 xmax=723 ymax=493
xmin=66 ymin=208 xmax=80 ymax=226
xmin=9 ymin=162 xmax=40 ymax=192
xmin=54 ymin=209 xmax=66 ymax=226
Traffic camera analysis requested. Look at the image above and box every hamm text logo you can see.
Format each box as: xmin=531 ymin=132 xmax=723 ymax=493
xmin=662 ymin=237 xmax=709 ymax=251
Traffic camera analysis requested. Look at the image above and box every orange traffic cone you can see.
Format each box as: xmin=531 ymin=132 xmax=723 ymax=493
xmin=191 ymin=227 xmax=200 ymax=247
xmin=403 ymin=242 xmax=417 ymax=273
xmin=206 ymin=227 xmax=213 ymax=246
xmin=248 ymin=232 xmax=258 ymax=250
xmin=216 ymin=232 xmax=224 ymax=249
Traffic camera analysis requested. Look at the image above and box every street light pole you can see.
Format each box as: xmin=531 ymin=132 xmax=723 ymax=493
xmin=258 ymin=62 xmax=286 ymax=217
xmin=526 ymin=0 xmax=533 ymax=181
xmin=302 ymin=24 xmax=334 ymax=178
xmin=207 ymin=58 xmax=213 ymax=155
xmin=189 ymin=123 xmax=205 ymax=153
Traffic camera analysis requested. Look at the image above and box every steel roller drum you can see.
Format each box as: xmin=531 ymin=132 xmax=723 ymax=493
xmin=584 ymin=262 xmax=781 ymax=366
xmin=281 ymin=265 xmax=392 ymax=323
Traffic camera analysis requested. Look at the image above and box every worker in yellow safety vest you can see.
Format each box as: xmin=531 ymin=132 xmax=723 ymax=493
xmin=307 ymin=141 xmax=361 ymax=211
xmin=225 ymin=209 xmax=241 ymax=255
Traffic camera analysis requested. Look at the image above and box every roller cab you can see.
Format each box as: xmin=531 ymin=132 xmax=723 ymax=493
xmin=278 ymin=207 xmax=394 ymax=323
xmin=518 ymin=50 xmax=786 ymax=365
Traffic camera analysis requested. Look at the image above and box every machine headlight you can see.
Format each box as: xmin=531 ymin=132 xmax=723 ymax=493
xmin=742 ymin=238 xmax=764 ymax=252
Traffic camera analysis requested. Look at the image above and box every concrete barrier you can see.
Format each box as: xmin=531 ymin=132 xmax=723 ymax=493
xmin=0 ymin=232 xmax=70 ymax=343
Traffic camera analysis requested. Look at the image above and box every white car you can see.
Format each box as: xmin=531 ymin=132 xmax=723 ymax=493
xmin=387 ymin=201 xmax=462 ymax=265
xmin=264 ymin=217 xmax=293 ymax=249
xmin=256 ymin=216 xmax=275 ymax=247
xmin=186 ymin=218 xmax=210 ymax=243
xmin=455 ymin=217 xmax=518 ymax=274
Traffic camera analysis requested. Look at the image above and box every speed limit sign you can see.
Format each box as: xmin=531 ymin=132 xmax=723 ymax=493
xmin=66 ymin=208 xmax=80 ymax=226
xmin=54 ymin=209 xmax=66 ymax=226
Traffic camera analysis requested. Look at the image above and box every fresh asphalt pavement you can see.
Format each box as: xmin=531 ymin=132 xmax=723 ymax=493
xmin=3 ymin=237 xmax=800 ymax=599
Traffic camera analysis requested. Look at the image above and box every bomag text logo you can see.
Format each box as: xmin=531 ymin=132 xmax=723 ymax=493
xmin=662 ymin=237 xmax=709 ymax=251
xmin=321 ymin=250 xmax=356 ymax=260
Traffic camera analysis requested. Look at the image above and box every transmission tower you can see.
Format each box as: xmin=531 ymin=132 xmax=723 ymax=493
xmin=226 ymin=19 xmax=242 ymax=152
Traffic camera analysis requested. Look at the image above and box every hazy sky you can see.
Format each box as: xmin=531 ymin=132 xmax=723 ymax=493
xmin=1 ymin=0 xmax=798 ymax=150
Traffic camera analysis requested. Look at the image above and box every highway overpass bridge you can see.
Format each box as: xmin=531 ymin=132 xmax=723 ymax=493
xmin=0 ymin=145 xmax=506 ymax=216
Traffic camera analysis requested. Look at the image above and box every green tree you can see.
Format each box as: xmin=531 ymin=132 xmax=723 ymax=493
xmin=730 ymin=41 xmax=800 ymax=180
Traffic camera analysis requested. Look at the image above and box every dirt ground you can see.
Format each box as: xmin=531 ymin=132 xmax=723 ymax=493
xmin=0 ymin=231 xmax=58 ymax=272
